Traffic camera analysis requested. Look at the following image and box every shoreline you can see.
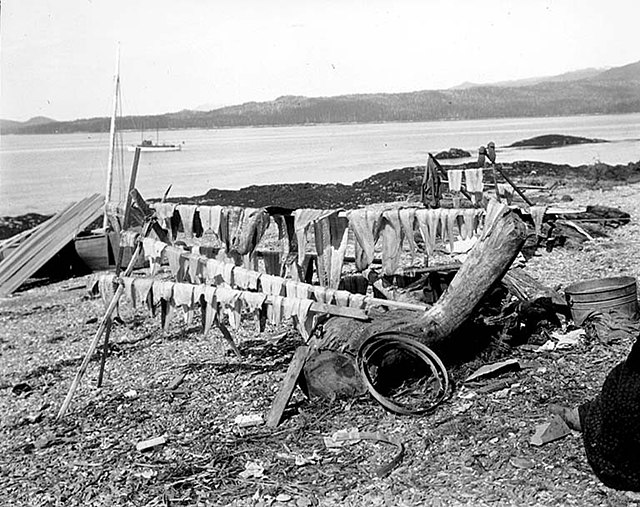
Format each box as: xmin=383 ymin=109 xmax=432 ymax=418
xmin=5 ymin=111 xmax=640 ymax=136
xmin=1 ymin=158 xmax=639 ymax=240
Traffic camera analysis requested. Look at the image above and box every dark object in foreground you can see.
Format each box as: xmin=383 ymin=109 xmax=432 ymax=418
xmin=579 ymin=332 xmax=640 ymax=492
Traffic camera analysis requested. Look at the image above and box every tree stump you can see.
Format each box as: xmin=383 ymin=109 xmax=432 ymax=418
xmin=302 ymin=206 xmax=528 ymax=400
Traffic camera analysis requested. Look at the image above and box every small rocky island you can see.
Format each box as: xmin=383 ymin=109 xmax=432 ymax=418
xmin=434 ymin=147 xmax=471 ymax=159
xmin=509 ymin=134 xmax=608 ymax=149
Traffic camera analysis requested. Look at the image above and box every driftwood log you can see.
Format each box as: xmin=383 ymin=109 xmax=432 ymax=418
xmin=302 ymin=206 xmax=528 ymax=399
xmin=502 ymin=267 xmax=564 ymax=306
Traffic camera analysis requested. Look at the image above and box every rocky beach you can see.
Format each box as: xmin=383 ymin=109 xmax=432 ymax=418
xmin=1 ymin=158 xmax=640 ymax=506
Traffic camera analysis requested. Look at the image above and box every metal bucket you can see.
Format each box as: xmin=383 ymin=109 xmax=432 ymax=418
xmin=565 ymin=276 xmax=639 ymax=325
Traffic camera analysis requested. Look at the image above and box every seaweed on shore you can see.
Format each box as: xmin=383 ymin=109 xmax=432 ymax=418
xmin=169 ymin=159 xmax=640 ymax=210
xmin=2 ymin=160 xmax=639 ymax=239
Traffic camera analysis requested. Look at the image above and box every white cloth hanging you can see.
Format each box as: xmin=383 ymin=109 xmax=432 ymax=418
xmin=464 ymin=168 xmax=484 ymax=192
xmin=448 ymin=170 xmax=463 ymax=192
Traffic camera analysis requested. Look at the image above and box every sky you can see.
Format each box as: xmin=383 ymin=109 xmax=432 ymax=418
xmin=1 ymin=0 xmax=639 ymax=122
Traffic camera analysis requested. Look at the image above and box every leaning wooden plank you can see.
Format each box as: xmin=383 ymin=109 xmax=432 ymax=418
xmin=266 ymin=345 xmax=309 ymax=427
xmin=556 ymin=219 xmax=595 ymax=241
xmin=0 ymin=223 xmax=42 ymax=255
xmin=0 ymin=198 xmax=99 ymax=290
xmin=0 ymin=222 xmax=76 ymax=286
xmin=0 ymin=198 xmax=91 ymax=280
xmin=0 ymin=200 xmax=78 ymax=281
xmin=0 ymin=204 xmax=94 ymax=284
xmin=0 ymin=195 xmax=103 ymax=296
xmin=0 ymin=196 xmax=99 ymax=274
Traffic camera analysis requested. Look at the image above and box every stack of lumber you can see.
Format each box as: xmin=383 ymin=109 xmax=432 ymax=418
xmin=0 ymin=194 xmax=104 ymax=297
xmin=0 ymin=226 xmax=42 ymax=261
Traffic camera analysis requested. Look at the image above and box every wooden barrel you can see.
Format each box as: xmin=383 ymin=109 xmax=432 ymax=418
xmin=565 ymin=276 xmax=639 ymax=325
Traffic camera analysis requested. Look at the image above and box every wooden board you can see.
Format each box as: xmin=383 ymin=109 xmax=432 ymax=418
xmin=309 ymin=301 xmax=368 ymax=320
xmin=266 ymin=345 xmax=309 ymax=427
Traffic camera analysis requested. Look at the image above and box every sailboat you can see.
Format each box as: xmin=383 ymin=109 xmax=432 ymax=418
xmin=75 ymin=47 xmax=137 ymax=270
xmin=127 ymin=125 xmax=182 ymax=152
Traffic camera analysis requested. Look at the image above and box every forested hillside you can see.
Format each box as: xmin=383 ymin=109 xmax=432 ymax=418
xmin=4 ymin=61 xmax=640 ymax=135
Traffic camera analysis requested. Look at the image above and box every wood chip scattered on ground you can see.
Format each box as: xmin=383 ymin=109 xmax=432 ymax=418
xmin=1 ymin=181 xmax=639 ymax=506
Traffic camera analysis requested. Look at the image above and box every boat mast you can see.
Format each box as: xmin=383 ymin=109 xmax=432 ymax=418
xmin=103 ymin=44 xmax=121 ymax=229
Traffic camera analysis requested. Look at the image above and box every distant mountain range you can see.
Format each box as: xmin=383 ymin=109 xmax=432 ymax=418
xmin=0 ymin=116 xmax=57 ymax=132
xmin=448 ymin=67 xmax=608 ymax=89
xmin=3 ymin=60 xmax=640 ymax=135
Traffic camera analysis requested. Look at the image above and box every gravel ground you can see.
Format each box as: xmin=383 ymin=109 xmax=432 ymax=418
xmin=1 ymin=181 xmax=640 ymax=506
xmin=525 ymin=181 xmax=640 ymax=288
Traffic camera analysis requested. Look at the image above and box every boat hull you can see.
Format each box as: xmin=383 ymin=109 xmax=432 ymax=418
xmin=75 ymin=231 xmax=147 ymax=271
xmin=126 ymin=145 xmax=182 ymax=152
xmin=75 ymin=232 xmax=113 ymax=271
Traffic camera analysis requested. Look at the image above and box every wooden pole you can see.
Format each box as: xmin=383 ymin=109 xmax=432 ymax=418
xmin=429 ymin=154 xmax=475 ymax=204
xmin=491 ymin=166 xmax=501 ymax=200
xmin=130 ymin=189 xmax=171 ymax=244
xmin=115 ymin=147 xmax=142 ymax=273
xmin=103 ymin=44 xmax=121 ymax=229
xmin=57 ymin=238 xmax=144 ymax=421
xmin=215 ymin=319 xmax=242 ymax=358
xmin=484 ymin=182 xmax=547 ymax=191
xmin=485 ymin=141 xmax=501 ymax=200
xmin=57 ymin=281 xmax=126 ymax=420
xmin=494 ymin=164 xmax=533 ymax=206
xmin=97 ymin=148 xmax=142 ymax=388
xmin=361 ymin=297 xmax=428 ymax=312
xmin=96 ymin=318 xmax=112 ymax=387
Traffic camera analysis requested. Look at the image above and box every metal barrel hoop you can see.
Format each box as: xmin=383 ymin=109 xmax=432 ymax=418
xmin=357 ymin=331 xmax=450 ymax=415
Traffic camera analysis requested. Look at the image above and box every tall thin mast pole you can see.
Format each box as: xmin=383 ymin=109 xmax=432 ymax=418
xmin=103 ymin=44 xmax=121 ymax=229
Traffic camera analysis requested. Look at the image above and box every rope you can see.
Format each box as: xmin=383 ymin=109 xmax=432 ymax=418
xmin=357 ymin=331 xmax=450 ymax=415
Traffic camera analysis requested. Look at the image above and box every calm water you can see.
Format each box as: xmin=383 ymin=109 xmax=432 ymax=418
xmin=1 ymin=113 xmax=639 ymax=216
